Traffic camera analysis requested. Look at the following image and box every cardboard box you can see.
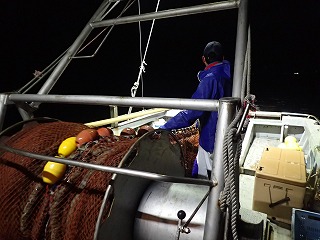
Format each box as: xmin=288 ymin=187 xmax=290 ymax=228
xmin=253 ymin=147 xmax=306 ymax=223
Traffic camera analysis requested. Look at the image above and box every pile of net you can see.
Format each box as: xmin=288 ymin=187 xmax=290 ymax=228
xmin=173 ymin=127 xmax=199 ymax=176
xmin=0 ymin=120 xmax=199 ymax=240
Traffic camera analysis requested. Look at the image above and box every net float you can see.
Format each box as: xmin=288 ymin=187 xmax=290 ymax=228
xmin=137 ymin=125 xmax=154 ymax=137
xmin=97 ymin=127 xmax=114 ymax=137
xmin=76 ymin=129 xmax=99 ymax=147
xmin=58 ymin=136 xmax=77 ymax=157
xmin=42 ymin=158 xmax=67 ymax=185
xmin=120 ymin=128 xmax=136 ymax=137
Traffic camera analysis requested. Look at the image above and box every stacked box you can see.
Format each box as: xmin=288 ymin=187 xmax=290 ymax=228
xmin=253 ymin=147 xmax=306 ymax=223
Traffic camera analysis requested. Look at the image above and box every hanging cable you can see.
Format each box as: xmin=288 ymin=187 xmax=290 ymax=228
xmin=137 ymin=0 xmax=144 ymax=100
xmin=246 ymin=26 xmax=251 ymax=96
xmin=240 ymin=25 xmax=251 ymax=101
xmin=16 ymin=0 xmax=136 ymax=94
xmin=17 ymin=50 xmax=67 ymax=94
xmin=74 ymin=0 xmax=136 ymax=59
xmin=128 ymin=0 xmax=161 ymax=114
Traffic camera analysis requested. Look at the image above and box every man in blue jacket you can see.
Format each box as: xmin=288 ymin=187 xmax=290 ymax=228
xmin=160 ymin=41 xmax=232 ymax=179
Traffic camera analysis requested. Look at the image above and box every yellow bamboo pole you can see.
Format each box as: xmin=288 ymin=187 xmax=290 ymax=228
xmin=84 ymin=108 xmax=168 ymax=128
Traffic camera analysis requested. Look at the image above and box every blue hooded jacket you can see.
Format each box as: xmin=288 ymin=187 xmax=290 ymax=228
xmin=161 ymin=60 xmax=231 ymax=153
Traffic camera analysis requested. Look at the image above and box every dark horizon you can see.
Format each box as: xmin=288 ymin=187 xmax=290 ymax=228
xmin=1 ymin=0 xmax=319 ymax=127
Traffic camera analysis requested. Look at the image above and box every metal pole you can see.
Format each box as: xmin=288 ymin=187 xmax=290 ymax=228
xmin=91 ymin=1 xmax=238 ymax=28
xmin=0 ymin=94 xmax=8 ymax=131
xmin=0 ymin=94 xmax=33 ymax=125
xmin=232 ymin=0 xmax=248 ymax=98
xmin=37 ymin=0 xmax=112 ymax=96
xmin=9 ymin=94 xmax=219 ymax=112
xmin=203 ymin=97 xmax=240 ymax=240
xmin=0 ymin=144 xmax=215 ymax=187
xmin=110 ymin=105 xmax=119 ymax=128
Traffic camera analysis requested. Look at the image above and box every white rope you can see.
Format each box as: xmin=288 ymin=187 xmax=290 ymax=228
xmin=130 ymin=60 xmax=147 ymax=97
xmin=128 ymin=0 xmax=161 ymax=114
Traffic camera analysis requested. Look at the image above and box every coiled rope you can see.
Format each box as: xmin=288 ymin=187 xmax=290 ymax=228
xmin=220 ymin=26 xmax=253 ymax=239
xmin=219 ymin=92 xmax=256 ymax=240
xmin=219 ymin=104 xmax=244 ymax=240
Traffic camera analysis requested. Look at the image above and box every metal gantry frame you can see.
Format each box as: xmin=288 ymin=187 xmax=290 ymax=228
xmin=0 ymin=0 xmax=246 ymax=129
xmin=0 ymin=0 xmax=249 ymax=239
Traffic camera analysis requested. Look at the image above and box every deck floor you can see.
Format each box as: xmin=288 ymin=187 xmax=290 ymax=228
xmin=243 ymin=137 xmax=280 ymax=170
xmin=239 ymin=174 xmax=291 ymax=239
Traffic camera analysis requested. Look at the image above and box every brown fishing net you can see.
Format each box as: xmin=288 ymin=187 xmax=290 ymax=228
xmin=0 ymin=121 xmax=199 ymax=240
xmin=0 ymin=120 xmax=89 ymax=240
xmin=46 ymin=136 xmax=138 ymax=240
xmin=173 ymin=127 xmax=199 ymax=177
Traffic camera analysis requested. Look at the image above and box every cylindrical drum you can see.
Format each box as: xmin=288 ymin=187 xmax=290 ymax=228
xmin=134 ymin=181 xmax=209 ymax=240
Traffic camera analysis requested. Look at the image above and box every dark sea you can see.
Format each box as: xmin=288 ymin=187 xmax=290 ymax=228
xmin=251 ymin=73 xmax=320 ymax=119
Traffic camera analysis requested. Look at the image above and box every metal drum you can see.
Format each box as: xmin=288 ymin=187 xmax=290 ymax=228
xmin=134 ymin=181 xmax=209 ymax=240
xmin=98 ymin=130 xmax=196 ymax=240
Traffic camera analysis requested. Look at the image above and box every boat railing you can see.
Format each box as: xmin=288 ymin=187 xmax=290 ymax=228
xmin=7 ymin=93 xmax=220 ymax=111
xmin=0 ymin=92 xmax=220 ymax=131
xmin=0 ymin=92 xmax=225 ymax=188
xmin=0 ymin=143 xmax=216 ymax=187
xmin=249 ymin=110 xmax=320 ymax=123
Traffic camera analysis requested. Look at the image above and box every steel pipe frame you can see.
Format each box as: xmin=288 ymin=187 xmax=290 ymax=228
xmin=204 ymin=97 xmax=240 ymax=240
xmin=14 ymin=0 xmax=240 ymax=121
xmin=0 ymin=144 xmax=215 ymax=187
xmin=232 ymin=0 xmax=249 ymax=98
xmin=37 ymin=0 xmax=238 ymax=98
xmin=91 ymin=1 xmax=239 ymax=28
xmin=9 ymin=94 xmax=219 ymax=112
xmin=0 ymin=94 xmax=9 ymax=131
xmin=36 ymin=0 xmax=113 ymax=96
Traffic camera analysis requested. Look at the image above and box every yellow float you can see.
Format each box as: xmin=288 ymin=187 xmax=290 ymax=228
xmin=278 ymin=136 xmax=302 ymax=151
xmin=42 ymin=158 xmax=67 ymax=185
xmin=43 ymin=136 xmax=77 ymax=184
xmin=58 ymin=136 xmax=77 ymax=157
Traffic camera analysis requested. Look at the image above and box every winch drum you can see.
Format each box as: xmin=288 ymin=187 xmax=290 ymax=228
xmin=134 ymin=181 xmax=209 ymax=240
xmin=98 ymin=130 xmax=197 ymax=239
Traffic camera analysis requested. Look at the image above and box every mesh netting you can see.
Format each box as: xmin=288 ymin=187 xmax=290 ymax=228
xmin=172 ymin=127 xmax=199 ymax=177
xmin=0 ymin=121 xmax=88 ymax=240
xmin=0 ymin=121 xmax=199 ymax=240
xmin=46 ymin=136 xmax=138 ymax=240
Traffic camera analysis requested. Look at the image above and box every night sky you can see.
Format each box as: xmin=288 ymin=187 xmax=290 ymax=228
xmin=1 ymin=0 xmax=320 ymax=127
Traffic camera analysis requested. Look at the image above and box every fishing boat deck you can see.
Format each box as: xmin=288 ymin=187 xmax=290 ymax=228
xmin=111 ymin=110 xmax=320 ymax=239
xmin=242 ymin=137 xmax=280 ymax=171
xmin=238 ymin=112 xmax=320 ymax=239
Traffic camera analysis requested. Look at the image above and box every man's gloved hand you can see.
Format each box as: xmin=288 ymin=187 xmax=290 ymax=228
xmin=151 ymin=118 xmax=167 ymax=129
